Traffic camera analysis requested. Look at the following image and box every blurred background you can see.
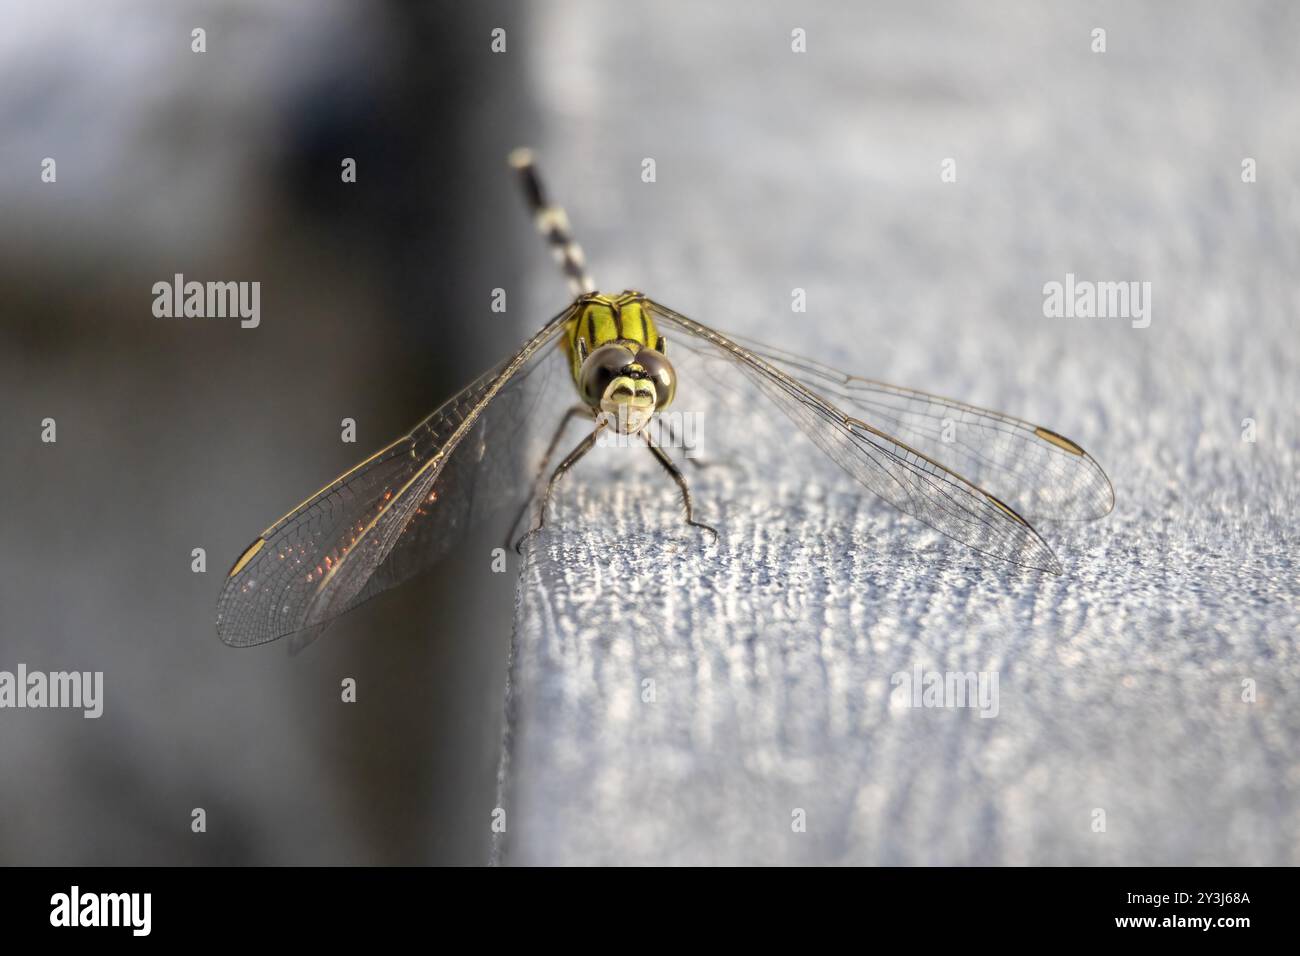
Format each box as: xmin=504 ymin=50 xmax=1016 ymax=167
xmin=2 ymin=0 xmax=1297 ymax=865
xmin=1 ymin=0 xmax=545 ymax=864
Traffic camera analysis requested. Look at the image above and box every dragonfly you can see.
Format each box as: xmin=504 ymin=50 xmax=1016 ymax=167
xmin=216 ymin=148 xmax=1114 ymax=648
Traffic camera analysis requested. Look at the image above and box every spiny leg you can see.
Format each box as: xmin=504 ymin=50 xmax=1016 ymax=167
xmin=509 ymin=148 xmax=595 ymax=296
xmin=642 ymin=432 xmax=719 ymax=543
xmin=658 ymin=414 xmax=725 ymax=472
xmin=515 ymin=418 xmax=608 ymax=553
xmin=504 ymin=404 xmax=594 ymax=550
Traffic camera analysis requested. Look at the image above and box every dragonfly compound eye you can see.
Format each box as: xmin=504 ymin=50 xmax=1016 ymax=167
xmin=634 ymin=348 xmax=677 ymax=409
xmin=579 ymin=343 xmax=638 ymax=406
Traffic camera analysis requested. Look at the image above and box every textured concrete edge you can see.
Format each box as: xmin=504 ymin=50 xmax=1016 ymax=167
xmin=489 ymin=549 xmax=534 ymax=866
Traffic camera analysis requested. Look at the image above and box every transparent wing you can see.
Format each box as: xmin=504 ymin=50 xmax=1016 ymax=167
xmin=725 ymin=334 xmax=1114 ymax=521
xmin=648 ymin=299 xmax=1066 ymax=575
xmin=216 ymin=306 xmax=574 ymax=647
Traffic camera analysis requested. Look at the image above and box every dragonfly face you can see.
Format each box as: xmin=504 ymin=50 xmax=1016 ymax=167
xmin=568 ymin=291 xmax=676 ymax=433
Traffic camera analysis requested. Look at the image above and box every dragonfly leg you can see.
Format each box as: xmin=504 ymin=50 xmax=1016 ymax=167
xmin=642 ymin=433 xmax=719 ymax=543
xmin=505 ymin=404 xmax=593 ymax=550
xmin=658 ymin=415 xmax=731 ymax=472
xmin=515 ymin=417 xmax=608 ymax=554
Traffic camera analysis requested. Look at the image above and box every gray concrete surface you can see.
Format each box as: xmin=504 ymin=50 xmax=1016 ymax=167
xmin=499 ymin=0 xmax=1299 ymax=864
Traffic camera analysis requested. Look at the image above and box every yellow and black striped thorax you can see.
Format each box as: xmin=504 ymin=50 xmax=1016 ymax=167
xmin=563 ymin=290 xmax=664 ymax=384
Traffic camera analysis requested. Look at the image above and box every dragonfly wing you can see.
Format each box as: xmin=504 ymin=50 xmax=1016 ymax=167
xmin=216 ymin=307 xmax=573 ymax=647
xmin=723 ymin=334 xmax=1114 ymax=521
xmin=648 ymin=299 xmax=1064 ymax=575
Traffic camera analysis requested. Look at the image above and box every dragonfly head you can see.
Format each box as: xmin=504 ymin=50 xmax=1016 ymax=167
xmin=580 ymin=341 xmax=676 ymax=433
